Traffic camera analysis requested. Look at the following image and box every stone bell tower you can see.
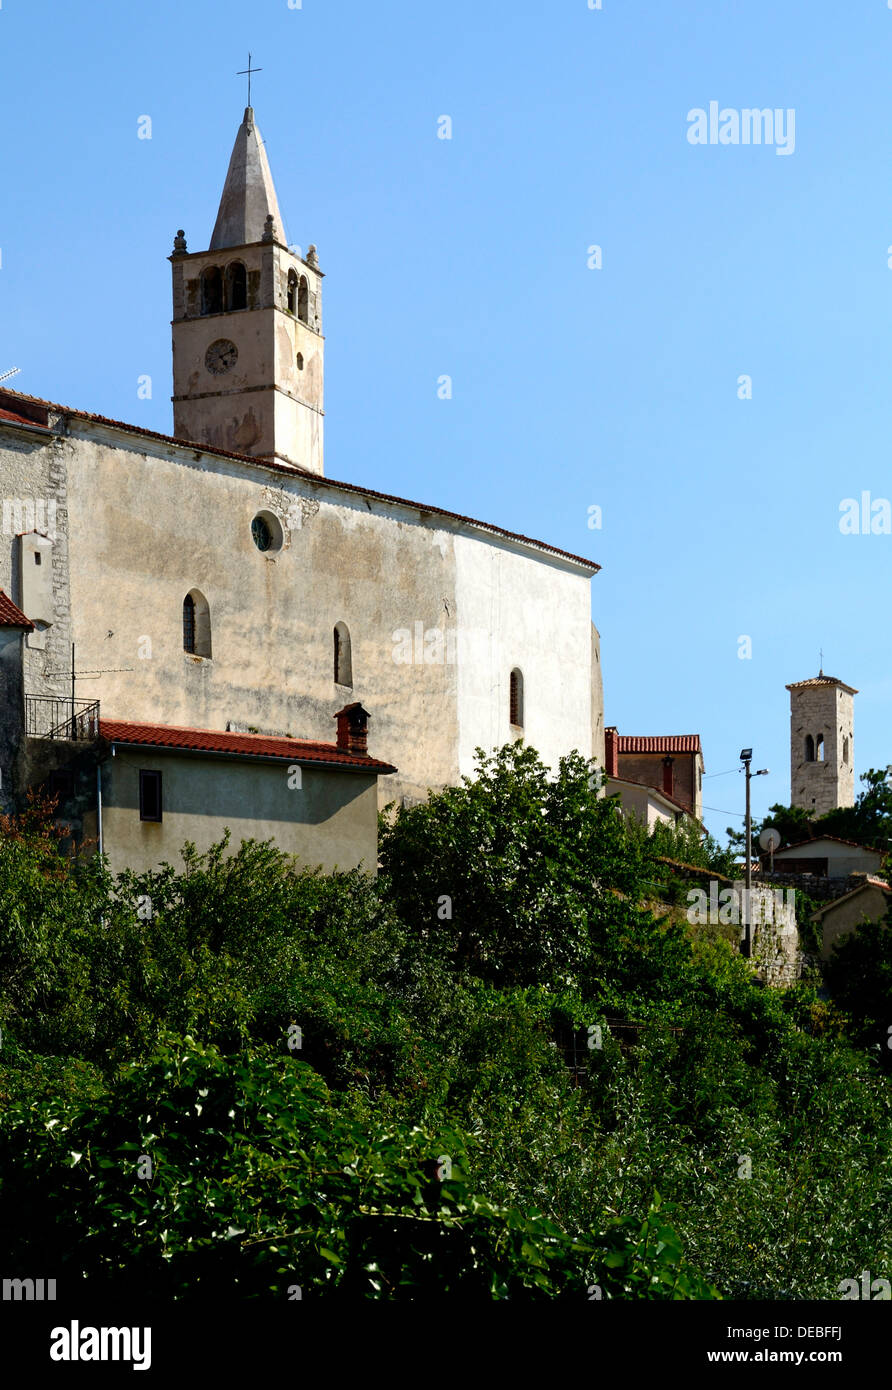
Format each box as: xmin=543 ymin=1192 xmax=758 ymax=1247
xmin=169 ymin=107 xmax=324 ymax=474
xmin=787 ymin=671 xmax=857 ymax=816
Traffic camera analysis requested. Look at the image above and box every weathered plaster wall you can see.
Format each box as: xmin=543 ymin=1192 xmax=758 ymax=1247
xmin=93 ymin=750 xmax=379 ymax=876
xmin=3 ymin=421 xmax=602 ymax=817
xmin=591 ymin=623 xmax=605 ymax=771
xmin=819 ymin=884 xmax=890 ymax=959
xmin=452 ymin=534 xmax=594 ymax=781
xmin=774 ymin=839 xmax=882 ymax=877
xmin=63 ymin=427 xmax=460 ymax=808
xmin=606 ymin=778 xmax=676 ymax=830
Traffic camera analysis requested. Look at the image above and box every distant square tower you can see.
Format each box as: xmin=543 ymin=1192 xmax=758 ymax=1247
xmin=786 ymin=672 xmax=857 ymax=816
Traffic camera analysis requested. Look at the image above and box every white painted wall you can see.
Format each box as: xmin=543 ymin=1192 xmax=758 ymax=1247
xmin=453 ymin=534 xmax=595 ymax=779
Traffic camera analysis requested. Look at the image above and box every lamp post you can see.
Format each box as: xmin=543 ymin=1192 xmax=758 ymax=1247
xmin=740 ymin=749 xmax=769 ymax=959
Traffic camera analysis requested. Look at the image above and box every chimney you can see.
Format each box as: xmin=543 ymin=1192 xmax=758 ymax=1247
xmin=604 ymin=726 xmax=619 ymax=779
xmin=662 ymin=755 xmax=674 ymax=798
xmin=335 ymin=701 xmax=370 ymax=756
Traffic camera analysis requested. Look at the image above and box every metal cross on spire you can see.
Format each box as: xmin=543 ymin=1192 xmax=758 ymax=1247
xmin=237 ymin=53 xmax=262 ymax=107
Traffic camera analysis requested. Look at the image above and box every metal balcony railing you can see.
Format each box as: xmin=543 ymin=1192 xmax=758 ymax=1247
xmin=25 ymin=694 xmax=100 ymax=741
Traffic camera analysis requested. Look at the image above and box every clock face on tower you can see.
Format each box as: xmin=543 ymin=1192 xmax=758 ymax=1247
xmin=205 ymin=339 xmax=238 ymax=375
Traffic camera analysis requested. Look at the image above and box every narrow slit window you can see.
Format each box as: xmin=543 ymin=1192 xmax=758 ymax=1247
xmin=183 ymin=593 xmax=196 ymax=653
xmin=509 ymin=668 xmax=524 ymax=728
xmin=334 ymin=622 xmax=353 ymax=687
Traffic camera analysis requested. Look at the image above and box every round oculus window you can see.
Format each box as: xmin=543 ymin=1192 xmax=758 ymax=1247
xmin=251 ymin=511 xmax=285 ymax=553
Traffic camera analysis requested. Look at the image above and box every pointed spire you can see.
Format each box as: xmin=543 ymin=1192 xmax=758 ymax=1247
xmin=209 ymin=108 xmax=286 ymax=251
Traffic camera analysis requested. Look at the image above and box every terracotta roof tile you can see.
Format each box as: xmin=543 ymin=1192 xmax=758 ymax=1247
xmin=0 ymin=407 xmax=49 ymax=430
xmin=0 ymin=388 xmax=599 ymax=573
xmin=617 ymin=735 xmax=702 ymax=755
xmin=99 ymin=719 xmax=396 ymax=773
xmin=786 ymin=674 xmax=858 ymax=694
xmin=0 ymin=590 xmax=34 ymax=629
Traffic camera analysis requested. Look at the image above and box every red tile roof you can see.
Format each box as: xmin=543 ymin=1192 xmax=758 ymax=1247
xmin=0 ymin=407 xmax=49 ymax=430
xmin=99 ymin=719 xmax=396 ymax=773
xmin=617 ymin=735 xmax=702 ymax=755
xmin=786 ymin=674 xmax=858 ymax=695
xmin=0 ymin=388 xmax=599 ymax=574
xmin=0 ymin=590 xmax=34 ymax=629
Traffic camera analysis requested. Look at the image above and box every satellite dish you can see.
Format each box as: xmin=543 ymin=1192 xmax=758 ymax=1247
xmin=759 ymin=827 xmax=782 ymax=853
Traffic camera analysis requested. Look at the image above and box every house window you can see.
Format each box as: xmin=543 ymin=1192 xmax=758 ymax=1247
xmin=804 ymin=734 xmax=815 ymax=762
xmin=200 ymin=266 xmax=223 ymax=315
xmin=47 ymin=768 xmax=74 ymax=804
xmin=139 ymin=770 xmax=162 ymax=823
xmin=334 ymin=621 xmax=353 ymax=687
xmin=509 ymin=668 xmax=524 ymax=728
xmin=816 ymin=733 xmax=825 ymax=762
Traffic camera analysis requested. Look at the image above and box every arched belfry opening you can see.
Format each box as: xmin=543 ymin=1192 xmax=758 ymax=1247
xmin=200 ymin=266 xmax=223 ymax=315
xmin=226 ymin=261 xmax=247 ymax=310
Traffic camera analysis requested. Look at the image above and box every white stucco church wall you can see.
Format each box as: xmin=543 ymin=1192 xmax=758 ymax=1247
xmin=0 ymin=102 xmax=605 ymax=824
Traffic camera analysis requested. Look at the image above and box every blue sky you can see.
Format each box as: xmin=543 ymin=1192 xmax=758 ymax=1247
xmin=2 ymin=0 xmax=891 ymax=841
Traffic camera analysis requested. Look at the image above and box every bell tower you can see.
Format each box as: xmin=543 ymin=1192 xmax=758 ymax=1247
xmin=787 ymin=671 xmax=857 ymax=816
xmin=169 ymin=107 xmax=324 ymax=474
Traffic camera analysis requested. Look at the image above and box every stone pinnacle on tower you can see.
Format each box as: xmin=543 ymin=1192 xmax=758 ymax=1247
xmin=209 ymin=107 xmax=286 ymax=250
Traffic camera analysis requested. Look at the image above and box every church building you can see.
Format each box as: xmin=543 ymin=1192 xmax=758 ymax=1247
xmin=0 ymin=106 xmax=605 ymax=871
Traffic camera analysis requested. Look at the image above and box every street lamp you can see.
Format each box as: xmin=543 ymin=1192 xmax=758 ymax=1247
xmin=740 ymin=749 xmax=769 ymax=959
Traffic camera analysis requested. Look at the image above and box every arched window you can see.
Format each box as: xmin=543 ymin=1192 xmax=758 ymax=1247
xmin=287 ymin=270 xmax=298 ymax=313
xmin=816 ymin=733 xmax=825 ymax=762
xmin=183 ymin=590 xmax=211 ymax=658
xmin=804 ymin=734 xmax=815 ymax=762
xmin=296 ymin=352 xmax=304 ymax=371
xmin=334 ymin=622 xmax=353 ymax=687
xmin=843 ymin=735 xmax=850 ymax=765
xmin=509 ymin=668 xmax=524 ymax=728
xmin=225 ymin=261 xmax=247 ymax=311
xmin=200 ymin=266 xmax=223 ymax=315
xmin=298 ymin=275 xmax=309 ymax=323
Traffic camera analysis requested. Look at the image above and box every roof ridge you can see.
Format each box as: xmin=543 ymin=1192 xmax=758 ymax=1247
xmin=0 ymin=388 xmax=600 ymax=572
